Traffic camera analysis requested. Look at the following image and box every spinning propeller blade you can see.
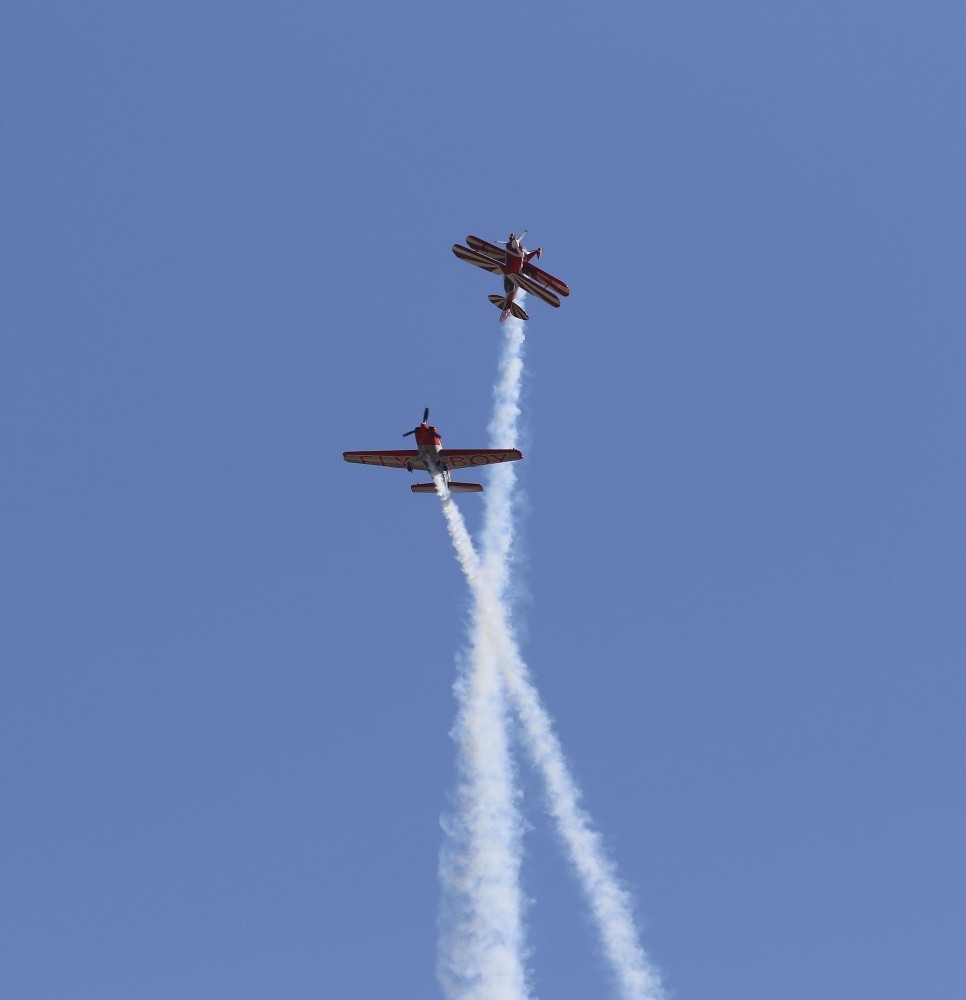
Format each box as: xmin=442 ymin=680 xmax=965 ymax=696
xmin=402 ymin=407 xmax=430 ymax=437
xmin=498 ymin=228 xmax=526 ymax=246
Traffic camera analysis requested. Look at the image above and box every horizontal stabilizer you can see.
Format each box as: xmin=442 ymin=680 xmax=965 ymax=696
xmin=487 ymin=294 xmax=528 ymax=321
xmin=410 ymin=482 xmax=483 ymax=494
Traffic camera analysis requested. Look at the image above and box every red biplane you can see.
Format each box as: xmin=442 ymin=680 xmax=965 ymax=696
xmin=343 ymin=408 xmax=523 ymax=494
xmin=451 ymin=231 xmax=570 ymax=322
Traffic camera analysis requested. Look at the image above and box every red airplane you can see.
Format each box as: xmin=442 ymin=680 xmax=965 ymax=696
xmin=451 ymin=231 xmax=570 ymax=322
xmin=343 ymin=408 xmax=523 ymax=494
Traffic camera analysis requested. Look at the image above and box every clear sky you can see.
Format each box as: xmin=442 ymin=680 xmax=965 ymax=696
xmin=3 ymin=3 xmax=965 ymax=999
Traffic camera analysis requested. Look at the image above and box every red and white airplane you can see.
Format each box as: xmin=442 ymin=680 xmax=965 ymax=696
xmin=451 ymin=231 xmax=570 ymax=322
xmin=343 ymin=408 xmax=523 ymax=494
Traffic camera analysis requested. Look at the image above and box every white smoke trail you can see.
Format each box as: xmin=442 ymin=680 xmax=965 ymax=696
xmin=436 ymin=475 xmax=530 ymax=1000
xmin=491 ymin=624 xmax=665 ymax=1000
xmin=439 ymin=310 xmax=666 ymax=1000
xmin=435 ymin=474 xmax=479 ymax=583
xmin=481 ymin=311 xmax=525 ymax=592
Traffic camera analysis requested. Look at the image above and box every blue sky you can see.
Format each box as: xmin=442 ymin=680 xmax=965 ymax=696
xmin=3 ymin=3 xmax=965 ymax=998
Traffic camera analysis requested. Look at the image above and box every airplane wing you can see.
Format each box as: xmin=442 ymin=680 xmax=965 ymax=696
xmin=514 ymin=272 xmax=561 ymax=308
xmin=524 ymin=262 xmax=570 ymax=297
xmin=466 ymin=235 xmax=507 ymax=259
xmin=452 ymin=244 xmax=504 ymax=275
xmin=440 ymin=448 xmax=524 ymax=469
xmin=343 ymin=450 xmax=426 ymax=470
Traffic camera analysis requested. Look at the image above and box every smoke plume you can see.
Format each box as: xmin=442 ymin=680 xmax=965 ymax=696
xmin=438 ymin=309 xmax=665 ymax=1000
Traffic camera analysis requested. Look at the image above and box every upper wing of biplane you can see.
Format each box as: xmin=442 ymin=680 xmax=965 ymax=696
xmin=524 ymin=262 xmax=570 ymax=297
xmin=514 ymin=272 xmax=562 ymax=309
xmin=452 ymin=243 xmax=504 ymax=274
xmin=465 ymin=235 xmax=507 ymax=260
xmin=342 ymin=450 xmax=426 ymax=470
xmin=440 ymin=449 xmax=524 ymax=469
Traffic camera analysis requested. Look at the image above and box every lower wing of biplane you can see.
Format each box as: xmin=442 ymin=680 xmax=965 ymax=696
xmin=342 ymin=448 xmax=524 ymax=494
xmin=524 ymin=262 xmax=571 ymax=298
xmin=514 ymin=272 xmax=562 ymax=309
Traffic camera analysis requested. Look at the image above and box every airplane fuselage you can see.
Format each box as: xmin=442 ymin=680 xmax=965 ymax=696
xmin=503 ymin=253 xmax=524 ymax=275
xmin=413 ymin=424 xmax=447 ymax=479
xmin=500 ymin=238 xmax=541 ymax=304
xmin=499 ymin=243 xmax=525 ymax=316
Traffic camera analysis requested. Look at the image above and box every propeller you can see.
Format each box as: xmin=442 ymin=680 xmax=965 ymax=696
xmin=497 ymin=229 xmax=526 ymax=246
xmin=403 ymin=407 xmax=430 ymax=437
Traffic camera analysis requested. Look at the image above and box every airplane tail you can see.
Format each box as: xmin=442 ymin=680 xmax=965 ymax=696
xmin=411 ymin=482 xmax=483 ymax=494
xmin=488 ymin=294 xmax=529 ymax=322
